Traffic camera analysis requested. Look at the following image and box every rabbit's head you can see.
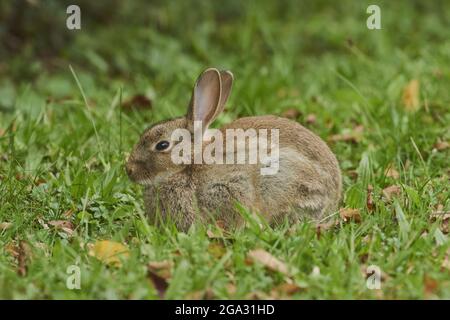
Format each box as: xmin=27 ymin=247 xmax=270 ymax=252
xmin=126 ymin=68 xmax=233 ymax=185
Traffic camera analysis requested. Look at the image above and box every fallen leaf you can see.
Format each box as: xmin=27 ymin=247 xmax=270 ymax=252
xmin=339 ymin=208 xmax=362 ymax=223
xmin=63 ymin=209 xmax=75 ymax=218
xmin=148 ymin=260 xmax=173 ymax=280
xmin=121 ymin=94 xmax=152 ymax=112
xmin=424 ymin=275 xmax=438 ymax=297
xmin=48 ymin=220 xmax=74 ymax=236
xmin=434 ymin=140 xmax=450 ymax=151
xmin=226 ymin=283 xmax=237 ymax=296
xmin=247 ymin=249 xmax=290 ymax=276
xmin=430 ymin=211 xmax=450 ymax=234
xmin=5 ymin=242 xmax=19 ymax=258
xmin=88 ymin=240 xmax=130 ymax=266
xmin=0 ymin=222 xmax=12 ymax=230
xmin=382 ymin=185 xmax=401 ymax=201
xmin=17 ymin=241 xmax=32 ymax=277
xmin=329 ymin=125 xmax=364 ymax=143
xmin=366 ymin=184 xmax=375 ymax=212
xmin=402 ymin=79 xmax=420 ymax=112
xmin=316 ymin=219 xmax=338 ymax=239
xmin=442 ymin=249 xmax=450 ymax=271
xmin=305 ymin=113 xmax=317 ymax=124
xmin=281 ymin=108 xmax=301 ymax=119
xmin=147 ymin=268 xmax=168 ymax=299
xmin=385 ymin=167 xmax=399 ymax=179
xmin=269 ymin=283 xmax=303 ymax=299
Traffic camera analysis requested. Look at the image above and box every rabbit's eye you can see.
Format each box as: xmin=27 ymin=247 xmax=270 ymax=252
xmin=155 ymin=140 xmax=170 ymax=151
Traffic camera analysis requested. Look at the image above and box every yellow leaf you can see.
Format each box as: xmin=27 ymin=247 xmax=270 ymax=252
xmin=402 ymin=79 xmax=420 ymax=112
xmin=89 ymin=240 xmax=129 ymax=266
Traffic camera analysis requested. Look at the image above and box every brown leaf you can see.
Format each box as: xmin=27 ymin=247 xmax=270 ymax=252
xmin=269 ymin=283 xmax=303 ymax=299
xmin=281 ymin=108 xmax=301 ymax=119
xmin=385 ymin=166 xmax=399 ymax=179
xmin=63 ymin=209 xmax=75 ymax=218
xmin=316 ymin=219 xmax=338 ymax=239
xmin=5 ymin=242 xmax=19 ymax=258
xmin=148 ymin=260 xmax=173 ymax=280
xmin=147 ymin=269 xmax=168 ymax=299
xmin=434 ymin=140 xmax=450 ymax=151
xmin=382 ymin=185 xmax=401 ymax=201
xmin=339 ymin=208 xmax=362 ymax=223
xmin=247 ymin=249 xmax=291 ymax=276
xmin=226 ymin=283 xmax=237 ymax=296
xmin=0 ymin=222 xmax=12 ymax=230
xmin=442 ymin=249 xmax=450 ymax=271
xmin=17 ymin=241 xmax=32 ymax=277
xmin=305 ymin=113 xmax=317 ymax=125
xmin=329 ymin=125 xmax=364 ymax=143
xmin=366 ymin=184 xmax=375 ymax=213
xmin=48 ymin=220 xmax=74 ymax=236
xmin=88 ymin=240 xmax=130 ymax=267
xmin=424 ymin=275 xmax=438 ymax=297
xmin=402 ymin=79 xmax=420 ymax=112
xmin=121 ymin=94 xmax=152 ymax=112
xmin=147 ymin=260 xmax=172 ymax=299
xmin=430 ymin=211 xmax=450 ymax=234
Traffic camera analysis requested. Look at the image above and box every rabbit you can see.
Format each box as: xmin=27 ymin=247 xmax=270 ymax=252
xmin=126 ymin=68 xmax=342 ymax=231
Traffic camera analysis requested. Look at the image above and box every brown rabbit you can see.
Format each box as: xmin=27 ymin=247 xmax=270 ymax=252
xmin=126 ymin=68 xmax=341 ymax=231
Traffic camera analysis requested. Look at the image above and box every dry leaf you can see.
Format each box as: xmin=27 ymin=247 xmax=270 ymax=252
xmin=382 ymin=185 xmax=401 ymax=201
xmin=48 ymin=220 xmax=74 ymax=236
xmin=366 ymin=184 xmax=375 ymax=213
xmin=329 ymin=125 xmax=364 ymax=143
xmin=5 ymin=242 xmax=19 ymax=258
xmin=305 ymin=113 xmax=317 ymax=125
xmin=339 ymin=208 xmax=362 ymax=223
xmin=0 ymin=222 xmax=12 ymax=230
xmin=316 ymin=219 xmax=338 ymax=239
xmin=148 ymin=260 xmax=173 ymax=280
xmin=269 ymin=283 xmax=303 ymax=299
xmin=434 ymin=140 xmax=450 ymax=151
xmin=402 ymin=79 xmax=420 ymax=112
xmin=63 ymin=209 xmax=75 ymax=218
xmin=121 ymin=94 xmax=152 ymax=112
xmin=147 ymin=268 xmax=168 ymax=299
xmin=88 ymin=240 xmax=130 ymax=266
xmin=226 ymin=283 xmax=237 ymax=296
xmin=430 ymin=211 xmax=450 ymax=234
xmin=17 ymin=241 xmax=32 ymax=277
xmin=247 ymin=249 xmax=290 ymax=276
xmin=281 ymin=108 xmax=300 ymax=119
xmin=385 ymin=167 xmax=399 ymax=179
xmin=442 ymin=249 xmax=450 ymax=271
xmin=424 ymin=275 xmax=438 ymax=297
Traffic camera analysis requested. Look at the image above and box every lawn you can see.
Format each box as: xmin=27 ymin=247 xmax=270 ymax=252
xmin=0 ymin=0 xmax=449 ymax=299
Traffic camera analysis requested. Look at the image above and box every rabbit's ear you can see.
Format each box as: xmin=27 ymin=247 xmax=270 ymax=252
xmin=187 ymin=68 xmax=222 ymax=132
xmin=211 ymin=70 xmax=233 ymax=120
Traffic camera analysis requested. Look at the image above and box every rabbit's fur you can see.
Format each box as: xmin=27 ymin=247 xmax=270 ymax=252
xmin=126 ymin=68 xmax=341 ymax=231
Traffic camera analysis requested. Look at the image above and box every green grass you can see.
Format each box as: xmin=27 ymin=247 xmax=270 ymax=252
xmin=0 ymin=0 xmax=449 ymax=299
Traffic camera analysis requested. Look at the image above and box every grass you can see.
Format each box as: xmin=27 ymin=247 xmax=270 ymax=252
xmin=0 ymin=0 xmax=449 ymax=299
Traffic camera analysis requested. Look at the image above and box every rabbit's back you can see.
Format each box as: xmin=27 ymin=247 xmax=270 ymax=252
xmin=215 ymin=115 xmax=342 ymax=220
